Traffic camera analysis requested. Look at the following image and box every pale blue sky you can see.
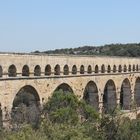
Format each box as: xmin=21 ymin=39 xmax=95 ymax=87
xmin=0 ymin=0 xmax=140 ymax=52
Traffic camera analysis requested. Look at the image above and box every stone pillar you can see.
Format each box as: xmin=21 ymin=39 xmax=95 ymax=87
xmin=29 ymin=72 xmax=34 ymax=77
xmin=98 ymin=90 xmax=104 ymax=115
xmin=2 ymin=72 xmax=8 ymax=78
xmin=116 ymin=88 xmax=121 ymax=108
xmin=17 ymin=72 xmax=22 ymax=77
xmin=2 ymin=106 xmax=12 ymax=129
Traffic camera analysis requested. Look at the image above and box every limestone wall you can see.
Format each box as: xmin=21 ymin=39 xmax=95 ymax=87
xmin=0 ymin=53 xmax=140 ymax=124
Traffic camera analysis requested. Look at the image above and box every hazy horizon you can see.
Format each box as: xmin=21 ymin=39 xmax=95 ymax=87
xmin=0 ymin=0 xmax=140 ymax=52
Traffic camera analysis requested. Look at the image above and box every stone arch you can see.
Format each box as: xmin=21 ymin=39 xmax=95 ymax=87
xmin=63 ymin=65 xmax=69 ymax=75
xmin=0 ymin=66 xmax=2 ymax=77
xmin=54 ymin=83 xmax=73 ymax=93
xmin=34 ymin=65 xmax=41 ymax=76
xmin=101 ymin=64 xmax=105 ymax=73
xmin=83 ymin=81 xmax=99 ymax=111
xmin=12 ymin=85 xmax=40 ymax=125
xmin=134 ymin=78 xmax=140 ymax=107
xmin=95 ymin=65 xmax=99 ymax=73
xmin=12 ymin=85 xmax=40 ymax=108
xmin=22 ymin=65 xmax=29 ymax=76
xmin=8 ymin=64 xmax=17 ymax=77
xmin=120 ymin=78 xmax=131 ymax=110
xmin=118 ymin=65 xmax=122 ymax=73
xmin=113 ymin=65 xmax=117 ymax=73
xmin=133 ymin=64 xmax=135 ymax=71
xmin=136 ymin=64 xmax=139 ymax=71
xmin=128 ymin=65 xmax=131 ymax=72
xmin=87 ymin=65 xmax=92 ymax=74
xmin=123 ymin=65 xmax=127 ymax=72
xmin=72 ymin=65 xmax=77 ymax=74
xmin=54 ymin=64 xmax=60 ymax=75
xmin=45 ymin=65 xmax=51 ymax=75
xmin=80 ymin=65 xmax=84 ymax=74
xmin=103 ymin=80 xmax=117 ymax=113
xmin=107 ymin=65 xmax=111 ymax=73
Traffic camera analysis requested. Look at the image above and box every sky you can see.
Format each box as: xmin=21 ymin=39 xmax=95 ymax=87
xmin=0 ymin=0 xmax=140 ymax=52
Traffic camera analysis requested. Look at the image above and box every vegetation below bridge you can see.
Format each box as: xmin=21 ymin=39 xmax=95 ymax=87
xmin=1 ymin=91 xmax=140 ymax=140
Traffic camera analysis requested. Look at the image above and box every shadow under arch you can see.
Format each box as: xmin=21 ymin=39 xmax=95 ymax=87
xmin=0 ymin=66 xmax=2 ymax=77
xmin=113 ymin=65 xmax=117 ymax=73
xmin=45 ymin=64 xmax=51 ymax=75
xmin=54 ymin=64 xmax=60 ymax=75
xmin=34 ymin=65 xmax=41 ymax=76
xmin=107 ymin=65 xmax=111 ymax=73
xmin=120 ymin=78 xmax=131 ymax=110
xmin=8 ymin=64 xmax=17 ymax=77
xmin=12 ymin=85 xmax=40 ymax=126
xmin=72 ymin=65 xmax=77 ymax=74
xmin=80 ymin=65 xmax=84 ymax=74
xmin=22 ymin=65 xmax=29 ymax=76
xmin=103 ymin=79 xmax=117 ymax=113
xmin=134 ymin=77 xmax=140 ymax=107
xmin=83 ymin=81 xmax=99 ymax=111
xmin=63 ymin=65 xmax=69 ymax=75
xmin=87 ymin=65 xmax=92 ymax=74
xmin=95 ymin=65 xmax=99 ymax=73
xmin=101 ymin=64 xmax=105 ymax=73
xmin=54 ymin=83 xmax=73 ymax=94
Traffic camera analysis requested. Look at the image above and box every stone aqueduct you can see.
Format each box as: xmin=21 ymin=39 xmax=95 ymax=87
xmin=1 ymin=53 xmax=140 ymax=123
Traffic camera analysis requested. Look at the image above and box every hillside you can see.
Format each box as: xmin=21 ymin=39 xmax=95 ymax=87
xmin=34 ymin=43 xmax=140 ymax=57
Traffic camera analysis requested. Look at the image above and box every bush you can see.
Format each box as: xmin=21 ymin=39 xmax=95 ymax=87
xmin=2 ymin=90 xmax=140 ymax=140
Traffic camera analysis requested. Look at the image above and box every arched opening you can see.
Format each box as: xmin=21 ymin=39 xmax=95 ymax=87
xmin=22 ymin=65 xmax=29 ymax=76
xmin=34 ymin=65 xmax=41 ymax=76
xmin=95 ymin=65 xmax=99 ymax=73
xmin=80 ymin=65 xmax=84 ymax=74
xmin=118 ymin=65 xmax=122 ymax=73
xmin=72 ymin=65 xmax=77 ymax=74
xmin=8 ymin=65 xmax=17 ymax=77
xmin=113 ymin=65 xmax=116 ymax=73
xmin=45 ymin=65 xmax=51 ymax=75
xmin=123 ymin=65 xmax=127 ymax=72
xmin=54 ymin=64 xmax=60 ymax=75
xmin=0 ymin=66 xmax=2 ymax=77
xmin=120 ymin=78 xmax=131 ymax=110
xmin=63 ymin=65 xmax=69 ymax=75
xmin=101 ymin=64 xmax=105 ymax=73
xmin=136 ymin=65 xmax=139 ymax=71
xmin=103 ymin=80 xmax=117 ymax=113
xmin=83 ymin=81 xmax=99 ymax=111
xmin=87 ymin=65 xmax=92 ymax=74
xmin=128 ymin=65 xmax=131 ymax=72
xmin=54 ymin=83 xmax=73 ymax=93
xmin=11 ymin=85 xmax=40 ymax=126
xmin=107 ymin=65 xmax=111 ymax=73
xmin=134 ymin=78 xmax=140 ymax=107
xmin=133 ymin=65 xmax=135 ymax=71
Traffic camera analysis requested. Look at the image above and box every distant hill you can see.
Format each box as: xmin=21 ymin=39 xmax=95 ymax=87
xmin=34 ymin=43 xmax=140 ymax=57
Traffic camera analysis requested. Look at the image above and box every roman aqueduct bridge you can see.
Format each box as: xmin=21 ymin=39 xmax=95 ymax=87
xmin=0 ymin=53 xmax=140 ymax=124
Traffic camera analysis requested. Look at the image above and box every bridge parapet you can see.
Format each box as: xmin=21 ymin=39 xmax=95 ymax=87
xmin=0 ymin=53 xmax=139 ymax=79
